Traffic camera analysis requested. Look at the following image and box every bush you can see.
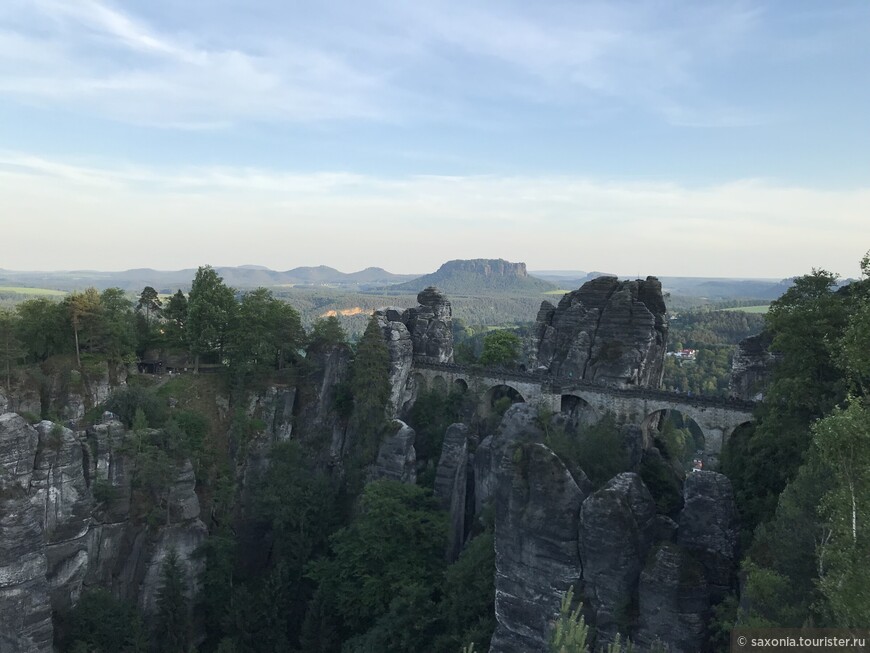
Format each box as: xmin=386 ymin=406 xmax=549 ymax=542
xmin=105 ymin=385 xmax=167 ymax=428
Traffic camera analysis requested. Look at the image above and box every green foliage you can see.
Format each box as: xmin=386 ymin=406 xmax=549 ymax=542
xmin=663 ymin=347 xmax=733 ymax=397
xmin=408 ymin=387 xmax=465 ymax=468
xmin=162 ymin=289 xmax=189 ymax=348
xmin=136 ymin=286 xmax=162 ymax=324
xmin=15 ymin=297 xmax=70 ymax=362
xmin=0 ymin=308 xmax=24 ymax=390
xmin=105 ymin=385 xmax=167 ymax=428
xmin=187 ymin=265 xmax=237 ymax=367
xmin=154 ymin=549 xmax=191 ymax=653
xmin=309 ymin=316 xmax=348 ymax=350
xmin=479 ymin=329 xmax=521 ymax=367
xmin=544 ymin=414 xmax=629 ymax=488
xmin=62 ymin=588 xmax=146 ymax=653
xmin=812 ymin=399 xmax=870 ymax=626
xmin=228 ymin=287 xmax=304 ymax=378
xmin=307 ymin=481 xmax=447 ymax=640
xmin=349 ymin=316 xmax=391 ymax=467
xmin=436 ymin=530 xmax=496 ymax=653
xmin=549 ymin=586 xmax=589 ymax=653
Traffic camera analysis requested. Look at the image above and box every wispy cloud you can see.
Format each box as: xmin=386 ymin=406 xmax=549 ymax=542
xmin=1 ymin=151 xmax=867 ymax=277
xmin=0 ymin=0 xmax=767 ymax=128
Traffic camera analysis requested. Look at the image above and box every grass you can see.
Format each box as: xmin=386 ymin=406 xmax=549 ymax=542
xmin=0 ymin=286 xmax=66 ymax=296
xmin=723 ymin=305 xmax=770 ymax=314
xmin=543 ymin=289 xmax=571 ymax=295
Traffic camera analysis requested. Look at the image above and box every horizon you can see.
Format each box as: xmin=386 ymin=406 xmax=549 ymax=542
xmin=1 ymin=1 xmax=868 ymax=277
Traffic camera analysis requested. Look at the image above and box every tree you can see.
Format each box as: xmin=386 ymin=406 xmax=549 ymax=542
xmin=99 ymin=288 xmax=137 ymax=364
xmin=813 ymin=400 xmax=870 ymax=626
xmin=67 ymin=287 xmax=102 ymax=367
xmin=187 ymin=266 xmax=236 ymax=372
xmin=349 ymin=315 xmax=392 ymax=464
xmin=306 ymin=481 xmax=447 ymax=639
xmin=308 ymin=316 xmax=348 ymax=351
xmin=479 ymin=330 xmax=521 ymax=367
xmin=15 ymin=298 xmax=69 ymax=362
xmin=549 ymin=586 xmax=589 ymax=653
xmin=228 ymin=288 xmax=304 ymax=376
xmin=136 ymin=286 xmax=162 ymax=325
xmin=0 ymin=309 xmax=24 ymax=392
xmin=154 ymin=549 xmax=191 ymax=653
xmin=63 ymin=588 xmax=146 ymax=653
xmin=163 ymin=289 xmax=189 ymax=348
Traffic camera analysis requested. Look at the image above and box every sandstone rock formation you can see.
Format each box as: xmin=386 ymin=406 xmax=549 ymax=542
xmin=678 ymin=471 xmax=739 ymax=601
xmin=434 ymin=423 xmax=472 ymax=561
xmin=403 ymin=287 xmax=454 ymax=364
xmin=484 ymin=405 xmax=590 ymax=653
xmin=533 ymin=276 xmax=668 ymax=387
xmin=374 ymin=308 xmax=415 ymax=416
xmin=579 ymin=473 xmax=657 ymax=642
xmin=0 ymin=413 xmax=206 ymax=648
xmin=730 ymin=331 xmax=778 ymax=401
xmin=371 ymin=420 xmax=417 ymax=484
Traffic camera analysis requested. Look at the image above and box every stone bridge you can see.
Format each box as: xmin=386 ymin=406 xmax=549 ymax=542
xmin=411 ymin=360 xmax=756 ymax=456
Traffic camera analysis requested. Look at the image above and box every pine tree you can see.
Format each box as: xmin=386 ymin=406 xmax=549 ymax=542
xmin=549 ymin=586 xmax=589 ymax=653
xmin=154 ymin=549 xmax=190 ymax=653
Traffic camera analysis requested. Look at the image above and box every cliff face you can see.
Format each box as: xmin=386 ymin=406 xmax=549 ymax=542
xmin=429 ymin=405 xmax=739 ymax=653
xmin=0 ymin=413 xmax=206 ymax=649
xmin=375 ymin=287 xmax=454 ymax=417
xmin=730 ymin=331 xmax=778 ymax=401
xmin=533 ymin=276 xmax=668 ymax=388
xmin=391 ymin=259 xmax=555 ymax=293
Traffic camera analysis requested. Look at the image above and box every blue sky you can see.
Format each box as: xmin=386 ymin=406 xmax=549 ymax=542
xmin=1 ymin=0 xmax=868 ymax=277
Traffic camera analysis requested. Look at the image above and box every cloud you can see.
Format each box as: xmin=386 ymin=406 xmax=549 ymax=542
xmin=1 ymin=152 xmax=867 ymax=278
xmin=0 ymin=0 xmax=765 ymax=127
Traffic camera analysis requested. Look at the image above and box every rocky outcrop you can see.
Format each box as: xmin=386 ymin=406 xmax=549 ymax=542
xmin=678 ymin=471 xmax=739 ymax=601
xmin=533 ymin=276 xmax=668 ymax=388
xmin=485 ymin=405 xmax=592 ymax=653
xmin=636 ymin=543 xmax=709 ymax=652
xmin=491 ymin=441 xmax=591 ymax=653
xmin=434 ymin=423 xmax=472 ymax=561
xmin=371 ymin=420 xmax=417 ymax=484
xmin=402 ymin=287 xmax=454 ymax=364
xmin=0 ymin=417 xmax=53 ymax=652
xmin=730 ymin=331 xmax=778 ymax=401
xmin=374 ymin=308 xmax=415 ymax=416
xmin=579 ymin=473 xmax=657 ymax=643
xmin=294 ymin=343 xmax=353 ymax=461
xmin=0 ymin=413 xmax=207 ymax=648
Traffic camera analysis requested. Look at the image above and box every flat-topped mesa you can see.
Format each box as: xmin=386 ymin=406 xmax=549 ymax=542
xmin=533 ymin=276 xmax=668 ymax=388
xmin=403 ymin=286 xmax=454 ymax=364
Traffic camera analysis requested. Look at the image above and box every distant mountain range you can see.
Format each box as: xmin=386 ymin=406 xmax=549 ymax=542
xmin=384 ymin=259 xmax=556 ymax=295
xmin=0 ymin=266 xmax=417 ymax=292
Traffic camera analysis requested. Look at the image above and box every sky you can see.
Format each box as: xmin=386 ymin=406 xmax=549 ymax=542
xmin=1 ymin=0 xmax=868 ymax=278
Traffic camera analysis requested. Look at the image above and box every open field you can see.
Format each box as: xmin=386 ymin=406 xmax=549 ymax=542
xmin=723 ymin=304 xmax=770 ymax=314
xmin=0 ymin=286 xmax=66 ymax=296
xmin=543 ymin=289 xmax=570 ymax=295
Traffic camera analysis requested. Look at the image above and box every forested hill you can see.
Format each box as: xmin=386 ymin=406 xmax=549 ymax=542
xmin=383 ymin=258 xmax=556 ymax=294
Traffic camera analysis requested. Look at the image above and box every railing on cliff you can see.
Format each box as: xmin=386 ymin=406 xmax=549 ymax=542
xmin=411 ymin=358 xmax=757 ymax=412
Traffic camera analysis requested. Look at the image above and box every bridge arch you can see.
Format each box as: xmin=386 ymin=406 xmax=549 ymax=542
xmin=642 ymin=408 xmax=706 ymax=471
xmin=480 ymin=383 xmax=526 ymax=417
xmin=454 ymin=378 xmax=469 ymax=393
xmin=432 ymin=375 xmax=448 ymax=394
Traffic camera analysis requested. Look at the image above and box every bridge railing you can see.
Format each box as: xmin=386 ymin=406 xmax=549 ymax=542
xmin=412 ymin=358 xmax=756 ymax=412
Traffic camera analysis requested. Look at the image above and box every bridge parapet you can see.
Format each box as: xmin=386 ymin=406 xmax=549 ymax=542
xmin=412 ymin=359 xmax=756 ymax=412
